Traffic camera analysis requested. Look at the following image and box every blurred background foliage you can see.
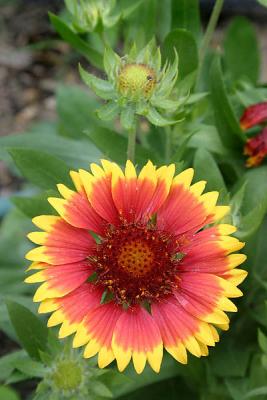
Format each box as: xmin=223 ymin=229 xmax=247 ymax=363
xmin=0 ymin=0 xmax=267 ymax=399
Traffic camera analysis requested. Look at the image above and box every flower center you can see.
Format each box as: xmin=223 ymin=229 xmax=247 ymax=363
xmin=118 ymin=63 xmax=156 ymax=99
xmin=91 ymin=223 xmax=181 ymax=305
xmin=117 ymin=240 xmax=154 ymax=277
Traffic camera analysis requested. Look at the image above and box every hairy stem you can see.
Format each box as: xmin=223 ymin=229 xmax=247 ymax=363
xmin=127 ymin=125 xmax=137 ymax=162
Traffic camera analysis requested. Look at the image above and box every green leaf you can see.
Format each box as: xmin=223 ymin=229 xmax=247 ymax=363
xmin=0 ymin=386 xmax=20 ymax=400
xmin=171 ymin=133 xmax=194 ymax=163
xmin=171 ymin=0 xmax=201 ymax=41
xmin=6 ymin=301 xmax=48 ymax=360
xmin=245 ymin=386 xmax=267 ymax=399
xmin=257 ymin=0 xmax=267 ymax=7
xmin=91 ymin=381 xmax=113 ymax=398
xmin=14 ymin=358 xmax=47 ymax=378
xmin=146 ymin=107 xmax=177 ymax=127
xmin=0 ymin=130 xmax=101 ymax=170
xmin=236 ymin=203 xmax=267 ymax=240
xmin=120 ymin=106 xmax=136 ymax=130
xmin=224 ymin=17 xmax=260 ymax=84
xmin=8 ymin=148 xmax=72 ymax=190
xmin=57 ymin=84 xmax=103 ymax=139
xmin=97 ymin=102 xmax=120 ymax=121
xmin=79 ymin=64 xmax=115 ymax=100
xmin=209 ymin=341 xmax=250 ymax=378
xmin=210 ymin=56 xmax=245 ymax=148
xmin=193 ymin=148 xmax=227 ymax=198
xmin=48 ymin=13 xmax=102 ymax=69
xmin=163 ymin=29 xmax=198 ymax=79
xmin=0 ymin=351 xmax=26 ymax=382
xmin=86 ymin=127 xmax=160 ymax=165
xmin=240 ymin=166 xmax=267 ymax=214
xmin=258 ymin=330 xmax=267 ymax=354
xmin=188 ymin=125 xmax=228 ymax=156
xmin=12 ymin=191 xmax=57 ymax=219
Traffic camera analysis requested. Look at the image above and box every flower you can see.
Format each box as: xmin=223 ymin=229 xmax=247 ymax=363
xmin=244 ymin=127 xmax=267 ymax=167
xmin=79 ymin=41 xmax=180 ymax=129
xmin=65 ymin=0 xmax=119 ymax=33
xmin=240 ymin=102 xmax=267 ymax=167
xmin=25 ymin=160 xmax=247 ymax=374
xmin=240 ymin=101 xmax=267 ymax=130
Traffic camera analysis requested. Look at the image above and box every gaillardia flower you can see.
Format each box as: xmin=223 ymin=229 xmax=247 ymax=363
xmin=79 ymin=42 xmax=180 ymax=129
xmin=240 ymin=101 xmax=267 ymax=167
xmin=25 ymin=160 xmax=247 ymax=374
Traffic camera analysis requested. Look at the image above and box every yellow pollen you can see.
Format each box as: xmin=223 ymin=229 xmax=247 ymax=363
xmin=118 ymin=63 xmax=156 ymax=99
xmin=117 ymin=240 xmax=154 ymax=277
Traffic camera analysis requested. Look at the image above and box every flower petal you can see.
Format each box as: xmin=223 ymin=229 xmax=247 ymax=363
xmin=112 ymin=306 xmax=163 ymax=374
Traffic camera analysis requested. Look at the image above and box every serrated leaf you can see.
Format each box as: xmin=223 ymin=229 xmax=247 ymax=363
xmin=210 ymin=56 xmax=245 ymax=148
xmin=224 ymin=17 xmax=260 ymax=84
xmin=6 ymin=301 xmax=48 ymax=360
xmin=79 ymin=64 xmax=115 ymax=100
xmin=8 ymin=148 xmax=72 ymax=190
xmin=49 ymin=13 xmax=102 ymax=69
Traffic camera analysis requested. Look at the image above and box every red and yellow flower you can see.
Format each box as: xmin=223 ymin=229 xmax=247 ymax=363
xmin=25 ymin=160 xmax=247 ymax=374
xmin=240 ymin=102 xmax=267 ymax=167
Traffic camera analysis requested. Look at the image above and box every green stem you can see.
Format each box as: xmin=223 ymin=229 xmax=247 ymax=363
xmin=127 ymin=125 xmax=137 ymax=162
xmin=165 ymin=126 xmax=172 ymax=163
xmin=199 ymin=0 xmax=224 ymax=64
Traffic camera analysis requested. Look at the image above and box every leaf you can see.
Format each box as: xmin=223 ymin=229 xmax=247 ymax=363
xmin=188 ymin=125 xmax=228 ymax=156
xmin=163 ymin=29 xmax=198 ymax=79
xmin=14 ymin=358 xmax=47 ymax=378
xmin=12 ymin=191 xmax=57 ymax=219
xmin=8 ymin=148 xmax=73 ymax=190
xmin=236 ymin=202 xmax=267 ymax=240
xmin=210 ymin=56 xmax=245 ymax=149
xmin=0 ymin=351 xmax=26 ymax=382
xmin=120 ymin=106 xmax=136 ymax=130
xmin=56 ymin=85 xmax=103 ymax=139
xmin=193 ymin=148 xmax=227 ymax=198
xmin=48 ymin=13 xmax=102 ymax=69
xmin=0 ymin=131 xmax=101 ymax=170
xmin=97 ymin=102 xmax=120 ymax=121
xmin=224 ymin=17 xmax=260 ymax=84
xmin=171 ymin=133 xmax=194 ymax=163
xmin=258 ymin=330 xmax=267 ymax=354
xmin=245 ymin=386 xmax=267 ymax=399
xmin=0 ymin=386 xmax=20 ymax=400
xmin=257 ymin=0 xmax=267 ymax=7
xmin=6 ymin=301 xmax=48 ymax=360
xmin=171 ymin=0 xmax=201 ymax=41
xmin=91 ymin=381 xmax=113 ymax=398
xmin=146 ymin=107 xmax=177 ymax=127
xmin=79 ymin=64 xmax=115 ymax=100
xmin=240 ymin=166 xmax=267 ymax=214
xmin=86 ymin=127 xmax=160 ymax=165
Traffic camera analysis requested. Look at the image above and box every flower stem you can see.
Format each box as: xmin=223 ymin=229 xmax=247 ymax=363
xmin=127 ymin=125 xmax=137 ymax=162
xmin=199 ymin=0 xmax=224 ymax=64
xmin=165 ymin=126 xmax=172 ymax=163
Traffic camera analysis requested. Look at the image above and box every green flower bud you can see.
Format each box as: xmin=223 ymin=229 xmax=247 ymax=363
xmin=53 ymin=359 xmax=82 ymax=392
xmin=80 ymin=40 xmax=181 ymax=129
xmin=118 ymin=63 xmax=156 ymax=99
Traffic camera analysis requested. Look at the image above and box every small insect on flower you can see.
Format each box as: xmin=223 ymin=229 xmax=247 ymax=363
xmin=240 ymin=101 xmax=267 ymax=167
xmin=25 ymin=160 xmax=247 ymax=374
xmin=79 ymin=41 xmax=180 ymax=130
